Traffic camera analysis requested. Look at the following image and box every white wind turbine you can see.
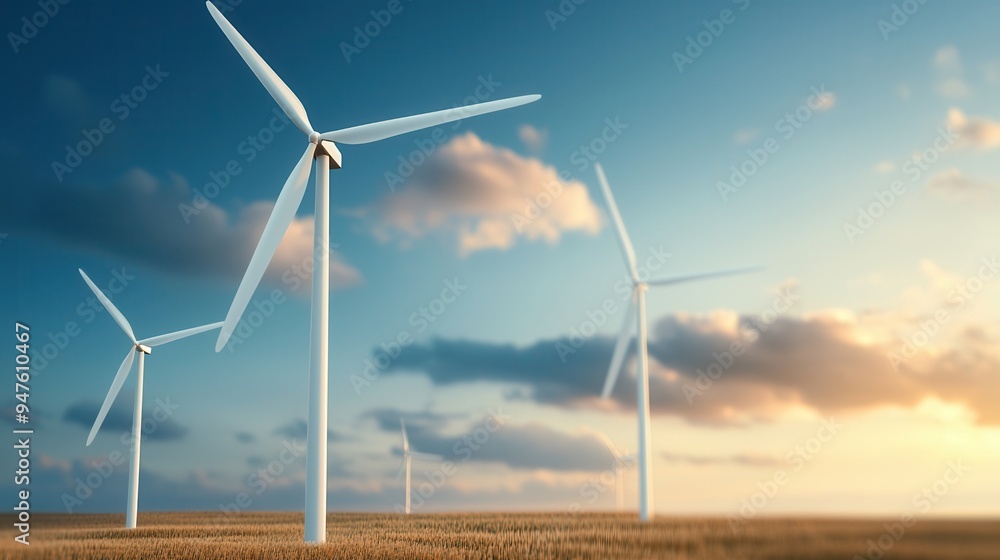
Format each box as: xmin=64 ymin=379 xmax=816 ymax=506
xmin=204 ymin=2 xmax=538 ymax=542
xmin=396 ymin=419 xmax=443 ymax=515
xmin=595 ymin=431 xmax=635 ymax=512
xmin=78 ymin=269 xmax=222 ymax=529
xmin=594 ymin=163 xmax=761 ymax=522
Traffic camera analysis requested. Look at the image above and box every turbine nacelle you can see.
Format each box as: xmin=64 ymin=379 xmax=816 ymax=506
xmin=136 ymin=344 xmax=152 ymax=355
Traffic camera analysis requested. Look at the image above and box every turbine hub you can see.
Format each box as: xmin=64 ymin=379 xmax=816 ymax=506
xmin=308 ymin=131 xmax=320 ymax=144
xmin=136 ymin=344 xmax=152 ymax=355
xmin=636 ymin=282 xmax=649 ymax=293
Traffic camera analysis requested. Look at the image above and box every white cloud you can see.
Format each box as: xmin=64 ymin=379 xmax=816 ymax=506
xmin=812 ymin=91 xmax=837 ymax=111
xmin=926 ymin=168 xmax=994 ymax=200
xmin=874 ymin=161 xmax=895 ymax=174
xmin=933 ymin=45 xmax=970 ymax=98
xmin=518 ymin=124 xmax=548 ymax=153
xmin=364 ymin=133 xmax=603 ymax=256
xmin=946 ymin=108 xmax=1000 ymax=150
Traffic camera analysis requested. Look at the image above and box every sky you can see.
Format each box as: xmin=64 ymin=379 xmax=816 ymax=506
xmin=1 ymin=0 xmax=999 ymax=518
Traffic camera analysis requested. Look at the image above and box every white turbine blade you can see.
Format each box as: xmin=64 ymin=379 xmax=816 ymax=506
xmin=139 ymin=322 xmax=224 ymax=347
xmin=411 ymin=452 xmax=444 ymax=462
xmin=595 ymin=431 xmax=623 ymax=460
xmin=395 ymin=455 xmax=407 ymax=481
xmin=79 ymin=269 xmax=136 ymax=344
xmin=216 ymin=143 xmax=315 ymax=352
xmin=594 ymin=164 xmax=638 ymax=281
xmin=205 ymin=1 xmax=313 ymax=135
xmin=400 ymin=418 xmax=409 ymax=452
xmin=86 ymin=348 xmax=136 ymax=446
xmin=646 ymin=265 xmax=764 ymax=288
xmin=601 ymin=297 xmax=637 ymax=399
xmin=320 ymin=94 xmax=541 ymax=145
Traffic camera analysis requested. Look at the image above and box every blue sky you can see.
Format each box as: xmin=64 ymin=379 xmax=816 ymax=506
xmin=2 ymin=0 xmax=999 ymax=516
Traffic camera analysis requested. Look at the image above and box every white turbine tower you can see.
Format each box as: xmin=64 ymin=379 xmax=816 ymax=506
xmin=204 ymin=3 xmax=538 ymax=541
xmin=593 ymin=163 xmax=761 ymax=522
xmin=78 ymin=269 xmax=222 ymax=529
xmin=595 ymin=431 xmax=634 ymax=512
xmin=396 ymin=419 xmax=443 ymax=515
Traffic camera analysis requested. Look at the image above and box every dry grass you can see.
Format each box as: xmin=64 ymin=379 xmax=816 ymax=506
xmin=0 ymin=512 xmax=997 ymax=559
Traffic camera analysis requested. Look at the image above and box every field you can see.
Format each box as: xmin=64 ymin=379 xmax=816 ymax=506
xmin=0 ymin=512 xmax=997 ymax=559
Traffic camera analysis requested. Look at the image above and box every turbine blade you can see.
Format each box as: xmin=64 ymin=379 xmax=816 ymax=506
xmin=79 ymin=269 xmax=136 ymax=344
xmin=320 ymin=94 xmax=541 ymax=145
xmin=216 ymin=143 xmax=315 ymax=352
xmin=140 ymin=322 xmax=224 ymax=347
xmin=647 ymin=265 xmax=764 ymax=288
xmin=595 ymin=431 xmax=623 ymax=460
xmin=395 ymin=456 xmax=407 ymax=481
xmin=400 ymin=418 xmax=409 ymax=452
xmin=601 ymin=297 xmax=636 ymax=399
xmin=86 ymin=348 xmax=136 ymax=446
xmin=411 ymin=452 xmax=443 ymax=462
xmin=205 ymin=1 xmax=313 ymax=135
xmin=594 ymin=164 xmax=638 ymax=281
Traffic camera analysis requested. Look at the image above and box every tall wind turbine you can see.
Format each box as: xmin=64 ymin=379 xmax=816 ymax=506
xmin=396 ymin=419 xmax=443 ymax=515
xmin=78 ymin=269 xmax=222 ymax=529
xmin=593 ymin=163 xmax=761 ymax=522
xmin=203 ymin=2 xmax=538 ymax=542
xmin=595 ymin=431 xmax=634 ymax=512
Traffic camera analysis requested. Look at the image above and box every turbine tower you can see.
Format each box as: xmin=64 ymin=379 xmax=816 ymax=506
xmin=204 ymin=2 xmax=539 ymax=542
xmin=396 ymin=419 xmax=443 ymax=514
xmin=593 ymin=163 xmax=761 ymax=522
xmin=78 ymin=269 xmax=222 ymax=529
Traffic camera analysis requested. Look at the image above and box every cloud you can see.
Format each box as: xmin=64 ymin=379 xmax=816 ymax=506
xmin=376 ymin=310 xmax=1000 ymax=425
xmin=518 ymin=124 xmax=548 ymax=153
xmin=361 ymin=133 xmax=603 ymax=256
xmin=933 ymin=45 xmax=970 ymax=98
xmin=62 ymin=398 xmax=188 ymax=442
xmin=812 ymin=91 xmax=837 ymax=111
xmin=732 ymin=129 xmax=760 ymax=145
xmin=43 ymin=75 xmax=94 ymax=126
xmin=873 ymin=161 xmax=895 ymax=174
xmin=926 ymin=168 xmax=994 ymax=199
xmin=235 ymin=431 xmax=256 ymax=443
xmin=366 ymin=409 xmax=617 ymax=472
xmin=661 ymin=452 xmax=783 ymax=467
xmin=946 ymin=109 xmax=1000 ymax=150
xmin=360 ymin=408 xmax=466 ymax=432
xmin=0 ymin=160 xmax=361 ymax=289
xmin=272 ymin=418 xmax=345 ymax=442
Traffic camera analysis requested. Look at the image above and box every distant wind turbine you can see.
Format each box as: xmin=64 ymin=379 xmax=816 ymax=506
xmin=397 ymin=419 xmax=443 ymax=515
xmin=78 ymin=269 xmax=222 ymax=529
xmin=593 ymin=163 xmax=762 ymax=522
xmin=204 ymin=2 xmax=539 ymax=542
xmin=595 ymin=431 xmax=634 ymax=512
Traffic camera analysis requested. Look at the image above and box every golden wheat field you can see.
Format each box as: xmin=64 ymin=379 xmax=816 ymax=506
xmin=0 ymin=512 xmax=997 ymax=559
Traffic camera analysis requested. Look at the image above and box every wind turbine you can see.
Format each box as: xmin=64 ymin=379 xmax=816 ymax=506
xmin=204 ymin=2 xmax=538 ymax=542
xmin=78 ymin=269 xmax=222 ymax=529
xmin=593 ymin=163 xmax=761 ymax=522
xmin=396 ymin=419 xmax=443 ymax=515
xmin=595 ymin=431 xmax=634 ymax=512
